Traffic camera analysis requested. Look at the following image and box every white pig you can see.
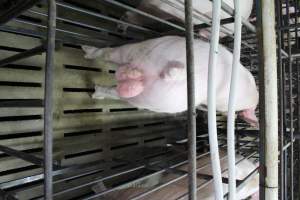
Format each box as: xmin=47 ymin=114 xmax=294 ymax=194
xmin=82 ymin=36 xmax=259 ymax=127
xmin=91 ymin=150 xmax=259 ymax=200
xmin=122 ymin=0 xmax=253 ymax=38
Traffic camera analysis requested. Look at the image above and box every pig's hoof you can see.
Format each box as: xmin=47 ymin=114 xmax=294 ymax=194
xmin=91 ymin=92 xmax=105 ymax=99
xmin=91 ymin=86 xmax=105 ymax=99
xmin=82 ymin=46 xmax=96 ymax=59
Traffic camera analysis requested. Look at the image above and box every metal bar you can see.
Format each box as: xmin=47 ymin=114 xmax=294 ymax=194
xmin=206 ymin=0 xmax=224 ymax=198
xmin=0 ymin=44 xmax=45 ymax=67
xmin=295 ymin=1 xmax=300 ymax=197
xmin=101 ymin=0 xmax=186 ymax=32
xmin=56 ymin=1 xmax=159 ymax=35
xmin=176 ymin=151 xmax=257 ymax=200
xmin=5 ymin=145 xmax=202 ymax=196
xmin=0 ymin=24 xmax=113 ymax=48
xmin=291 ymin=53 xmax=300 ymax=58
xmin=82 ymin=152 xmax=212 ymax=200
xmin=52 ymin=152 xmax=210 ymax=197
xmin=184 ymin=0 xmax=197 ymax=199
xmin=102 ymin=0 xmax=236 ymax=35
xmin=14 ymin=18 xmax=112 ymax=44
xmin=284 ymin=151 xmax=288 ymax=200
xmin=236 ymin=167 xmax=259 ymax=192
xmin=214 ymin=0 xmax=256 ymax=33
xmin=118 ymin=154 xmax=230 ymax=200
xmin=27 ymin=9 xmax=128 ymax=41
xmin=226 ymin=0 xmax=242 ymax=198
xmin=286 ymin=0 xmax=294 ymax=198
xmin=275 ymin=0 xmax=285 ymax=199
xmin=0 ymin=0 xmax=41 ymax=25
xmin=161 ymin=0 xmax=234 ymax=36
xmin=282 ymin=140 xmax=295 ymax=151
xmin=0 ymin=188 xmax=18 ymax=200
xmin=223 ymin=167 xmax=259 ymax=199
xmin=257 ymin=0 xmax=279 ymax=199
xmin=38 ymin=140 xmax=254 ymax=200
xmin=194 ymin=17 xmax=234 ymax=30
xmin=0 ymin=145 xmax=44 ymax=166
xmin=44 ymin=0 xmax=56 ymax=199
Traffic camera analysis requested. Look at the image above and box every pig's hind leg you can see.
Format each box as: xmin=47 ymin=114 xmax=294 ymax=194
xmin=160 ymin=61 xmax=186 ymax=82
xmin=92 ymin=85 xmax=120 ymax=100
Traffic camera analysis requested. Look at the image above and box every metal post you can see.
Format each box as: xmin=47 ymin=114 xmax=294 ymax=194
xmin=207 ymin=0 xmax=224 ymax=199
xmin=184 ymin=0 xmax=197 ymax=199
xmin=284 ymin=151 xmax=288 ymax=200
xmin=44 ymin=0 xmax=56 ymax=199
xmin=226 ymin=0 xmax=242 ymax=198
xmin=275 ymin=0 xmax=285 ymax=198
xmin=257 ymin=0 xmax=279 ymax=199
xmin=285 ymin=0 xmax=294 ymax=198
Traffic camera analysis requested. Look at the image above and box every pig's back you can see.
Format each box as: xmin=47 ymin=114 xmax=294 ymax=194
xmin=121 ymin=36 xmax=257 ymax=114
xmin=125 ymin=37 xmax=209 ymax=113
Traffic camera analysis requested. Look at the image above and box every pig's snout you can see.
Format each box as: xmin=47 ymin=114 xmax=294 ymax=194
xmin=116 ymin=64 xmax=145 ymax=98
xmin=117 ymin=80 xmax=144 ymax=98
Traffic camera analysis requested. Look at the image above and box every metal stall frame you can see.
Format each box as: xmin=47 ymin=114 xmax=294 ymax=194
xmin=43 ymin=0 xmax=56 ymax=199
xmin=256 ymin=0 xmax=279 ymax=199
xmin=206 ymin=0 xmax=224 ymax=199
xmin=0 ymin=0 xmax=264 ymax=199
xmin=183 ymin=0 xmax=197 ymax=199
xmin=226 ymin=0 xmax=243 ymax=199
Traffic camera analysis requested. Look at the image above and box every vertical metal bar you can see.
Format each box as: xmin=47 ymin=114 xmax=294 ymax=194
xmin=44 ymin=0 xmax=56 ymax=199
xmin=207 ymin=0 xmax=224 ymax=199
xmin=226 ymin=0 xmax=242 ymax=199
xmin=257 ymin=0 xmax=279 ymax=199
xmin=284 ymin=151 xmax=288 ymax=200
xmin=275 ymin=0 xmax=285 ymax=199
xmin=184 ymin=0 xmax=197 ymax=199
xmin=286 ymin=0 xmax=294 ymax=198
xmin=295 ymin=1 xmax=300 ymax=197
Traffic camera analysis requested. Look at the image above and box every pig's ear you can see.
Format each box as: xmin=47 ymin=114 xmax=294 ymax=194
xmin=238 ymin=108 xmax=259 ymax=128
xmin=117 ymin=80 xmax=144 ymax=98
xmin=160 ymin=61 xmax=186 ymax=81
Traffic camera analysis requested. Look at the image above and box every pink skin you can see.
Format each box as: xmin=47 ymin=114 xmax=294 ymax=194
xmin=251 ymin=191 xmax=259 ymax=200
xmin=116 ymin=64 xmax=145 ymax=98
xmin=115 ymin=64 xmax=259 ymax=128
xmin=238 ymin=108 xmax=259 ymax=128
xmin=116 ymin=64 xmax=144 ymax=81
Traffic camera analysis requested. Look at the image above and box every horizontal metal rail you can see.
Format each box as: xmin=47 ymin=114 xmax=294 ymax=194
xmin=27 ymin=9 xmax=129 ymax=41
xmin=176 ymin=151 xmax=257 ymax=200
xmin=102 ymin=0 xmax=186 ymax=32
xmin=82 ymin=152 xmax=212 ymax=200
xmin=0 ymin=0 xmax=41 ymax=25
xmin=56 ymin=1 xmax=159 ymax=35
xmin=0 ymin=44 xmax=46 ymax=67
xmin=83 ymin=140 xmax=256 ymax=200
xmin=0 ymin=145 xmax=44 ymax=166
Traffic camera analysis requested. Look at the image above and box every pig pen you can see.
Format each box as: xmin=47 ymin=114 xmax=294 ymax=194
xmin=0 ymin=0 xmax=298 ymax=199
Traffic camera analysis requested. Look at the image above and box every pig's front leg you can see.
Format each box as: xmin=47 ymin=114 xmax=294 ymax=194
xmin=82 ymin=45 xmax=126 ymax=65
xmin=92 ymin=85 xmax=120 ymax=100
xmin=82 ymin=45 xmax=112 ymax=60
